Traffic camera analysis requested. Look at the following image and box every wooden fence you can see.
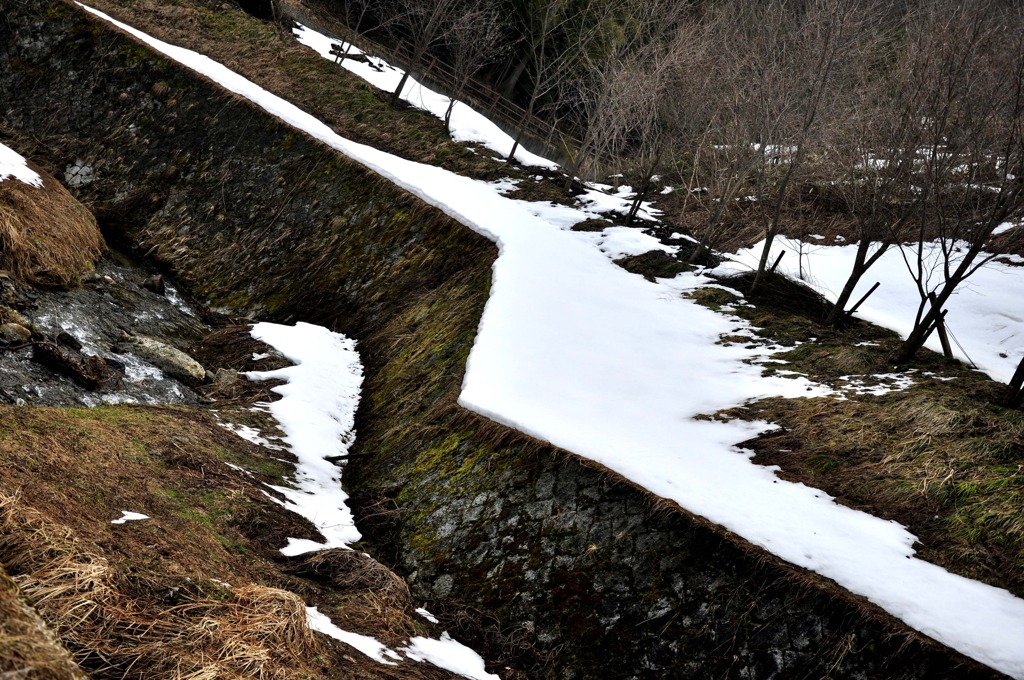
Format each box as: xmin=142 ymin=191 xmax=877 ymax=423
xmin=323 ymin=25 xmax=589 ymax=167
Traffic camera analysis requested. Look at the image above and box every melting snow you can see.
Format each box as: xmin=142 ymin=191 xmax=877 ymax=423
xmin=305 ymin=606 xmax=401 ymax=665
xmin=403 ymin=633 xmax=500 ymax=680
xmin=0 ymin=141 xmax=43 ymax=188
xmin=244 ymin=322 xmax=363 ymax=555
xmin=111 ymin=511 xmax=149 ymax=524
xmin=290 ymin=25 xmax=554 ymax=169
xmin=720 ymin=237 xmax=1024 ymax=383
xmin=74 ymin=6 xmax=1024 ymax=676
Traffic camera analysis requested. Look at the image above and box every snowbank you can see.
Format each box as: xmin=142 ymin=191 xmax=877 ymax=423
xmin=246 ymin=322 xmax=363 ymax=555
xmin=291 ymin=24 xmax=555 ymax=169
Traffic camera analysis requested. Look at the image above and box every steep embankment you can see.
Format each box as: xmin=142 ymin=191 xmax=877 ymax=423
xmin=0 ymin=1 xmax=1006 ymax=677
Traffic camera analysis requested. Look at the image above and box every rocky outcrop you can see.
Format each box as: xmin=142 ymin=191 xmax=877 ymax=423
xmin=0 ymin=2 xmax=1003 ymax=677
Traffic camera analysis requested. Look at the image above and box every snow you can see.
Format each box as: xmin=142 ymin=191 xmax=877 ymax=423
xmin=216 ymin=420 xmax=285 ymax=451
xmin=0 ymin=141 xmax=43 ymax=188
xmin=719 ymin=237 xmax=1024 ymax=383
xmin=577 ymin=183 xmax=660 ymax=222
xmin=290 ymin=24 xmax=555 ymax=169
xmin=993 ymin=221 xmax=1020 ymax=236
xmin=590 ymin=226 xmax=676 ymax=259
xmin=415 ymin=607 xmax=439 ymax=624
xmin=305 ymin=606 xmax=401 ymax=665
xmin=838 ymin=372 xmax=917 ymax=396
xmin=245 ymin=321 xmax=363 ymax=555
xmin=403 ymin=632 xmax=500 ymax=680
xmin=75 ymin=6 xmax=1024 ymax=676
xmin=306 ymin=607 xmax=495 ymax=678
xmin=111 ymin=511 xmax=149 ymax=524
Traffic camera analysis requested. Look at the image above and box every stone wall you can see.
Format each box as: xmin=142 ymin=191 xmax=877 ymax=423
xmin=0 ymin=2 xmax=1003 ymax=677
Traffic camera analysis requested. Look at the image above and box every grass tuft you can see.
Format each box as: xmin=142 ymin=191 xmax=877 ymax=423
xmin=0 ymin=163 xmax=104 ymax=288
xmin=0 ymin=492 xmax=323 ymax=678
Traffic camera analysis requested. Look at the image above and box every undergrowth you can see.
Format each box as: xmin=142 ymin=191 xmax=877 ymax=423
xmin=690 ymin=272 xmax=1024 ymax=598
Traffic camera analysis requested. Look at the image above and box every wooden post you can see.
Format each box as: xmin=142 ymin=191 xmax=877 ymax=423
xmin=928 ymin=293 xmax=954 ymax=359
xmin=1005 ymin=355 xmax=1024 ymax=407
xmin=768 ymin=250 xmax=785 ymax=274
xmin=845 ymin=281 xmax=880 ymax=318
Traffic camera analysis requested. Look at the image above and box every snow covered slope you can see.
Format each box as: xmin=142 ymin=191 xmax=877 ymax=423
xmin=75 ymin=5 xmax=1024 ymax=676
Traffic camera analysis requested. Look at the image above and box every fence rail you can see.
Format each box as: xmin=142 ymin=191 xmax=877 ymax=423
xmin=323 ymin=24 xmax=587 ymax=166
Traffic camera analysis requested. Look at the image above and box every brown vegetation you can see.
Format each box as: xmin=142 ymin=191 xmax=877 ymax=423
xmin=0 ymin=401 xmax=458 ymax=679
xmin=0 ymin=161 xmax=104 ymax=288
xmin=693 ymin=282 xmax=1024 ymax=601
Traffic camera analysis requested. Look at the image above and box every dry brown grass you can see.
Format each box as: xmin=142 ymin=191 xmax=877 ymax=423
xmin=0 ymin=492 xmax=323 ymax=679
xmin=0 ymin=164 xmax=104 ymax=288
xmin=721 ymin=382 xmax=1024 ymax=598
xmin=0 ymin=562 xmax=84 ymax=680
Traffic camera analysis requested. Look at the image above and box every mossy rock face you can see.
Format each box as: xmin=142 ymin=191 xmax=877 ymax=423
xmin=0 ymin=4 xmax=1004 ymax=678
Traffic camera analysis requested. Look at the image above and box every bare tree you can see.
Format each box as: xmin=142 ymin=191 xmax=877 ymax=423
xmin=336 ymin=0 xmax=373 ymax=58
xmin=891 ymin=0 xmax=1024 ymax=364
xmin=442 ymin=0 xmax=505 ymax=133
xmin=384 ymin=0 xmax=464 ymax=105
xmin=819 ymin=4 xmax=925 ymax=326
xmin=744 ymin=0 xmax=866 ymax=294
xmin=555 ymin=0 xmax=686 ymax=188
xmin=505 ymin=0 xmax=612 ymax=161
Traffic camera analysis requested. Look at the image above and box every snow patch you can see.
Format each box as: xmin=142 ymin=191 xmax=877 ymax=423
xmin=306 ymin=606 xmax=401 ymax=665
xmin=290 ymin=25 xmax=555 ymax=169
xmin=111 ymin=511 xmax=149 ymax=524
xmin=719 ymin=237 xmax=1024 ymax=383
xmin=244 ymin=322 xmax=363 ymax=555
xmin=0 ymin=142 xmax=43 ymax=188
xmin=403 ymin=632 xmax=499 ymax=680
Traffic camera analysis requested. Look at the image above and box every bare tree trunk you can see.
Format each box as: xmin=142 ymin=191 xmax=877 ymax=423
xmin=825 ymin=239 xmax=892 ymax=326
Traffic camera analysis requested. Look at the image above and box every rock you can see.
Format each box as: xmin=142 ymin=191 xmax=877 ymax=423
xmin=143 ymin=274 xmax=166 ymax=295
xmin=31 ymin=342 xmax=109 ymax=390
xmin=0 ymin=323 xmax=31 ymax=344
xmin=126 ymin=335 xmax=206 ymax=384
xmin=104 ymin=356 xmax=126 ymax=372
xmin=56 ymin=331 xmax=83 ymax=351
xmin=213 ymin=368 xmax=239 ymax=386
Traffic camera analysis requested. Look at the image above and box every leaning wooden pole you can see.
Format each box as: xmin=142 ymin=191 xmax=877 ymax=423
xmin=1005 ymin=355 xmax=1024 ymax=408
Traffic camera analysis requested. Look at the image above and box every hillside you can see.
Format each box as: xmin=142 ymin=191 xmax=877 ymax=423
xmin=1 ymin=1 xmax=1023 ymax=679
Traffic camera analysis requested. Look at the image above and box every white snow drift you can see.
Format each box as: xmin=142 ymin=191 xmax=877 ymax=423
xmin=245 ymin=321 xmax=363 ymax=555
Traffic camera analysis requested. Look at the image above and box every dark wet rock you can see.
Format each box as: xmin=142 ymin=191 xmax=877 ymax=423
xmin=31 ymin=341 xmax=109 ymax=390
xmin=104 ymin=356 xmax=126 ymax=373
xmin=0 ymin=258 xmax=207 ymax=406
xmin=143 ymin=274 xmax=166 ymax=295
xmin=56 ymin=330 xmax=83 ymax=351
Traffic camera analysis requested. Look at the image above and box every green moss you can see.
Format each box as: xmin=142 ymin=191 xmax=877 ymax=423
xmin=46 ymin=2 xmax=71 ymax=20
